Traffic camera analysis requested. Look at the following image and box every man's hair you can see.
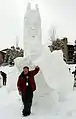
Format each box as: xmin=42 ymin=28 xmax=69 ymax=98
xmin=23 ymin=66 xmax=29 ymax=70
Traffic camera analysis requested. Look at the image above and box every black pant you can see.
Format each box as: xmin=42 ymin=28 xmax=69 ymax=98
xmin=22 ymin=88 xmax=33 ymax=115
xmin=3 ymin=78 xmax=6 ymax=85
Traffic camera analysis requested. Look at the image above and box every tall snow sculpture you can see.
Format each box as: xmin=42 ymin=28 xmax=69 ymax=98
xmin=15 ymin=3 xmax=58 ymax=109
xmin=15 ymin=2 xmax=73 ymax=107
xmin=23 ymin=3 xmax=42 ymax=60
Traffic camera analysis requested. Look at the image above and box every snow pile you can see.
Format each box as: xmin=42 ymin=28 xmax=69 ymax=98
xmin=14 ymin=56 xmax=33 ymax=72
xmin=7 ymin=66 xmax=19 ymax=91
xmin=15 ymin=48 xmax=73 ymax=101
xmin=0 ymin=86 xmax=76 ymax=119
xmin=0 ymin=66 xmax=19 ymax=92
xmin=0 ymin=50 xmax=75 ymax=119
xmin=0 ymin=87 xmax=9 ymax=107
xmin=34 ymin=48 xmax=73 ymax=99
xmin=0 ymin=2 xmax=75 ymax=118
xmin=52 ymin=91 xmax=76 ymax=119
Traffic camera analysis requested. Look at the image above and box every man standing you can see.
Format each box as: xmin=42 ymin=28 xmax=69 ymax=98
xmin=72 ymin=66 xmax=76 ymax=87
xmin=0 ymin=71 xmax=7 ymax=86
xmin=17 ymin=66 xmax=40 ymax=117
xmin=0 ymin=72 xmax=3 ymax=88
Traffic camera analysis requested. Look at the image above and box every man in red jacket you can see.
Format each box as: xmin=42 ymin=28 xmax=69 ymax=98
xmin=17 ymin=66 xmax=40 ymax=116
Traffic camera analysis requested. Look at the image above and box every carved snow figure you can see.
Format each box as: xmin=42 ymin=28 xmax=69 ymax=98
xmin=23 ymin=3 xmax=43 ymax=60
xmin=15 ymin=3 xmax=73 ymax=113
xmin=15 ymin=3 xmax=57 ymax=108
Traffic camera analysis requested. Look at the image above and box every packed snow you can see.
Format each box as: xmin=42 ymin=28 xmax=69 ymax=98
xmin=0 ymin=50 xmax=76 ymax=119
xmin=0 ymin=3 xmax=76 ymax=119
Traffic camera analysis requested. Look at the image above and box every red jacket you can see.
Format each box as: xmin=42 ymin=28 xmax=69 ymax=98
xmin=17 ymin=67 xmax=40 ymax=95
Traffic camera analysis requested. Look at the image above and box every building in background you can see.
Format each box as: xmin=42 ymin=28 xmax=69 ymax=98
xmin=0 ymin=46 xmax=24 ymax=66
xmin=0 ymin=51 xmax=5 ymax=65
xmin=66 ymin=44 xmax=74 ymax=64
xmin=48 ymin=37 xmax=76 ymax=64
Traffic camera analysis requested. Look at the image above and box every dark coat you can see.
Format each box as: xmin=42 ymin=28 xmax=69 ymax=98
xmin=0 ymin=71 xmax=7 ymax=80
xmin=17 ymin=67 xmax=40 ymax=95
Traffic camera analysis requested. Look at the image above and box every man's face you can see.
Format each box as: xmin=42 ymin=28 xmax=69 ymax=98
xmin=23 ymin=68 xmax=29 ymax=75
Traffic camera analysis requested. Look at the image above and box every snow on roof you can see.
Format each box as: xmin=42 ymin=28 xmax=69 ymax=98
xmin=68 ymin=41 xmax=75 ymax=45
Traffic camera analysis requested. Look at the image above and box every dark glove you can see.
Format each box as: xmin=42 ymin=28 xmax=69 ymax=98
xmin=35 ymin=66 xmax=39 ymax=69
xmin=19 ymin=91 xmax=22 ymax=95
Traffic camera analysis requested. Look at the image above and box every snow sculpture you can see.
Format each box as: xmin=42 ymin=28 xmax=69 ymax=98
xmin=23 ymin=3 xmax=43 ymax=60
xmin=15 ymin=3 xmax=58 ymax=109
xmin=15 ymin=3 xmax=73 ymax=106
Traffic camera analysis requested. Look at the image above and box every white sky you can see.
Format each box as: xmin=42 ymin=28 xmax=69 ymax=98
xmin=0 ymin=0 xmax=76 ymax=50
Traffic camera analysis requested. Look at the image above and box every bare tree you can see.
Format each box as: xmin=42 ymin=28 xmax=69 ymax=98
xmin=49 ymin=26 xmax=56 ymax=42
xmin=16 ymin=36 xmax=19 ymax=48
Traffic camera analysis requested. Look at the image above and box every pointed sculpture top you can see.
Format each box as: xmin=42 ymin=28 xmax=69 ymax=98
xmin=27 ymin=2 xmax=39 ymax=10
xmin=27 ymin=2 xmax=31 ymax=11
xmin=36 ymin=4 xmax=39 ymax=11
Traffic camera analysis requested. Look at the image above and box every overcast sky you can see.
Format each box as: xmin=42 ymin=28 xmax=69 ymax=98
xmin=0 ymin=0 xmax=76 ymax=50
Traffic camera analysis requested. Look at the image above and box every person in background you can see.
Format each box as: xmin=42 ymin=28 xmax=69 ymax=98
xmin=69 ymin=68 xmax=71 ymax=73
xmin=0 ymin=71 xmax=7 ymax=86
xmin=72 ymin=66 xmax=76 ymax=87
xmin=0 ymin=72 xmax=3 ymax=88
xmin=17 ymin=66 xmax=40 ymax=117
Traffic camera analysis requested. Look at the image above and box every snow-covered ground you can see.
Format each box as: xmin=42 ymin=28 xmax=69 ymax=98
xmin=0 ymin=50 xmax=76 ymax=119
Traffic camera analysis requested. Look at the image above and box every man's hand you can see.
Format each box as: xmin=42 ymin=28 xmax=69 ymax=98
xmin=35 ymin=66 xmax=39 ymax=69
